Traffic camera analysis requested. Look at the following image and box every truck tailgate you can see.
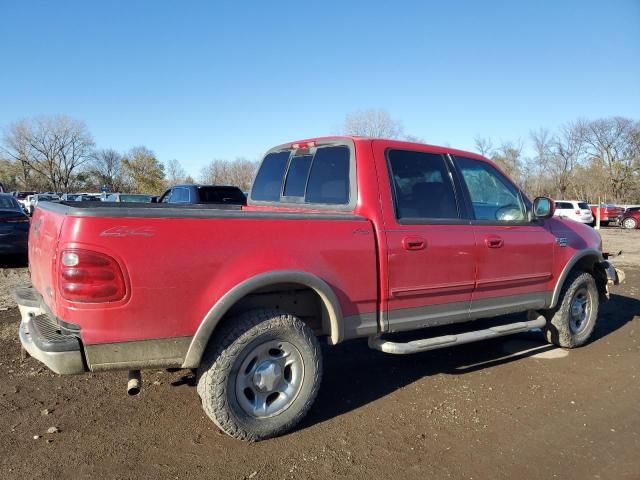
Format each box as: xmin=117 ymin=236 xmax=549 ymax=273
xmin=29 ymin=206 xmax=66 ymax=312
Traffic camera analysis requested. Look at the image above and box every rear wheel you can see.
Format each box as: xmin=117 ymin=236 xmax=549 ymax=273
xmin=544 ymin=271 xmax=599 ymax=348
xmin=196 ymin=309 xmax=322 ymax=441
xmin=623 ymin=217 xmax=637 ymax=229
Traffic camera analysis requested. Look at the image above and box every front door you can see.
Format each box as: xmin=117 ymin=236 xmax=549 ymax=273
xmin=452 ymin=155 xmax=556 ymax=316
xmin=373 ymin=143 xmax=477 ymax=333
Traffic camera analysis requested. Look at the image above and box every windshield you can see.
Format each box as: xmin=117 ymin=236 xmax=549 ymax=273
xmin=16 ymin=191 xmax=36 ymax=199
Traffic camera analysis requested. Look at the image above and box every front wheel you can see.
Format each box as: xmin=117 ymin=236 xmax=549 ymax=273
xmin=196 ymin=309 xmax=322 ymax=441
xmin=543 ymin=271 xmax=599 ymax=348
xmin=623 ymin=217 xmax=637 ymax=229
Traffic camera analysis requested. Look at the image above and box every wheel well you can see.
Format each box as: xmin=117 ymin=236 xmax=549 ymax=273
xmin=222 ymin=283 xmax=329 ymax=337
xmin=560 ymin=254 xmax=608 ymax=304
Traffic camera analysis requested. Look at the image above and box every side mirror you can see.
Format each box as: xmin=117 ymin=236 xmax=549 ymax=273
xmin=533 ymin=197 xmax=554 ymax=219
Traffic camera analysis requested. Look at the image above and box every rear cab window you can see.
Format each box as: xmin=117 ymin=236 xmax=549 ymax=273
xmin=250 ymin=139 xmax=355 ymax=210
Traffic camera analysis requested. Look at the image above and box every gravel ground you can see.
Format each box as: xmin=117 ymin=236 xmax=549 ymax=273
xmin=0 ymin=228 xmax=638 ymax=480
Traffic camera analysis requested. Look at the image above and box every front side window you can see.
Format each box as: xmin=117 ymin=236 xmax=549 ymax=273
xmin=170 ymin=187 xmax=190 ymax=203
xmin=387 ymin=149 xmax=459 ymax=220
xmin=454 ymin=156 xmax=526 ymax=222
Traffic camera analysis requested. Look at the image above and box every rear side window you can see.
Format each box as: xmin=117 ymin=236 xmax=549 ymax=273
xmin=252 ymin=146 xmax=351 ymax=205
xmin=555 ymin=202 xmax=572 ymax=209
xmin=198 ymin=186 xmax=246 ymax=205
xmin=387 ymin=150 xmax=459 ymax=220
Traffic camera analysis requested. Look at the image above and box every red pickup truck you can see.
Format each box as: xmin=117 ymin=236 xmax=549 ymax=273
xmin=15 ymin=137 xmax=623 ymax=441
xmin=589 ymin=204 xmax=623 ymax=226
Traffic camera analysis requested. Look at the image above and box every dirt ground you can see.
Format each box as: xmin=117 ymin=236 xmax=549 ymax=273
xmin=1 ymin=227 xmax=639 ymax=480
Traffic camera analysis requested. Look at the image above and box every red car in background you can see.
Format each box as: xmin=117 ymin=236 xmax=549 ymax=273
xmin=589 ymin=204 xmax=623 ymax=226
xmin=620 ymin=207 xmax=640 ymax=229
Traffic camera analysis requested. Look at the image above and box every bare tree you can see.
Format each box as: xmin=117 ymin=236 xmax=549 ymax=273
xmin=165 ymin=159 xmax=190 ymax=186
xmin=200 ymin=158 xmax=258 ymax=191
xmin=341 ymin=109 xmax=404 ymax=138
xmin=474 ymin=136 xmax=494 ymax=157
xmin=89 ymin=149 xmax=124 ymax=192
xmin=2 ymin=115 xmax=95 ymax=191
xmin=492 ymin=140 xmax=524 ymax=181
xmin=579 ymin=117 xmax=639 ymax=202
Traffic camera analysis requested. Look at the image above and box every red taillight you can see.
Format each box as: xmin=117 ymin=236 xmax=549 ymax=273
xmin=575 ymin=209 xmax=581 ymax=215
xmin=58 ymin=249 xmax=126 ymax=303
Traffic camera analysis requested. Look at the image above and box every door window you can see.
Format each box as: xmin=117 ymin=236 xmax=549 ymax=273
xmin=386 ymin=149 xmax=459 ymax=221
xmin=454 ymin=156 xmax=527 ymax=222
xmin=170 ymin=187 xmax=190 ymax=203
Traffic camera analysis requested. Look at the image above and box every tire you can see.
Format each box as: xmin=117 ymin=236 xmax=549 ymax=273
xmin=600 ymin=221 xmax=609 ymax=227
xmin=622 ymin=217 xmax=637 ymax=229
xmin=196 ymin=309 xmax=322 ymax=441
xmin=543 ymin=271 xmax=599 ymax=348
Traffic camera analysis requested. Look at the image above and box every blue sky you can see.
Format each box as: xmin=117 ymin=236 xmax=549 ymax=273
xmin=1 ymin=0 xmax=638 ymax=177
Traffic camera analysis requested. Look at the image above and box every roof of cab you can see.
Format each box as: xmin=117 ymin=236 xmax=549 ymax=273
xmin=270 ymin=136 xmax=488 ymax=162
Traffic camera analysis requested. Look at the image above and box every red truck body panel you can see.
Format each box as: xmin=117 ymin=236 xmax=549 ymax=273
xmin=30 ymin=211 xmax=378 ymax=345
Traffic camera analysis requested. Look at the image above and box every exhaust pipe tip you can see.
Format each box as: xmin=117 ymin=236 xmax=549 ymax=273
xmin=127 ymin=370 xmax=142 ymax=396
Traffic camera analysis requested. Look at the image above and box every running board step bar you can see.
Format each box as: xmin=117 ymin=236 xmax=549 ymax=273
xmin=368 ymin=316 xmax=547 ymax=355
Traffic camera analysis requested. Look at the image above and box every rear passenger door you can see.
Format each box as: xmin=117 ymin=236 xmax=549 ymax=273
xmin=373 ymin=143 xmax=477 ymax=333
xmin=452 ymin=156 xmax=556 ymax=316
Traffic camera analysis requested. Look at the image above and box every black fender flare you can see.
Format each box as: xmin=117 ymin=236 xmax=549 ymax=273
xmin=182 ymin=270 xmax=344 ymax=368
xmin=549 ymin=248 xmax=604 ymax=309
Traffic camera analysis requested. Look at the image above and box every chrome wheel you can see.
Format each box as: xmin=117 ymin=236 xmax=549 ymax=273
xmin=623 ymin=218 xmax=637 ymax=229
xmin=235 ymin=340 xmax=304 ymax=418
xmin=569 ymin=287 xmax=591 ymax=335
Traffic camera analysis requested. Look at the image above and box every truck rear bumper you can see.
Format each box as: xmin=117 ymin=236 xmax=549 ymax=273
xmin=14 ymin=285 xmax=87 ymax=375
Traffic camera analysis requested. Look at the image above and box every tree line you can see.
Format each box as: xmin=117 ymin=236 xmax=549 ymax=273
xmin=0 ymin=115 xmax=258 ymax=194
xmin=3 ymin=112 xmax=638 ymax=202
xmin=342 ymin=109 xmax=640 ymax=203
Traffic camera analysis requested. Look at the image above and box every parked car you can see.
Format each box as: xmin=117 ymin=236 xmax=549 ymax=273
xmin=0 ymin=193 xmax=29 ymax=256
xmin=159 ymin=184 xmax=247 ymax=206
xmin=13 ymin=191 xmax=37 ymax=212
xmin=619 ymin=208 xmax=640 ymax=229
xmin=61 ymin=193 xmax=102 ymax=202
xmin=553 ymin=200 xmax=594 ymax=224
xmin=588 ymin=204 xmax=623 ymax=226
xmin=101 ymin=193 xmax=155 ymax=203
xmin=27 ymin=193 xmax=60 ymax=215
xmin=15 ymin=137 xmax=624 ymax=441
